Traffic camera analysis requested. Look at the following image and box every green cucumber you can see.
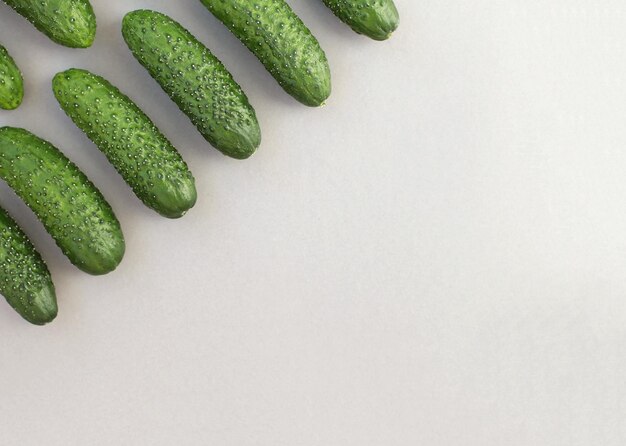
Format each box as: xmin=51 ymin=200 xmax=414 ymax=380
xmin=122 ymin=10 xmax=261 ymax=160
xmin=198 ymin=0 xmax=331 ymax=107
xmin=322 ymin=0 xmax=399 ymax=41
xmin=0 ymin=44 xmax=23 ymax=110
xmin=53 ymin=68 xmax=197 ymax=219
xmin=0 ymin=206 xmax=57 ymax=325
xmin=0 ymin=127 xmax=125 ymax=275
xmin=2 ymin=0 xmax=96 ymax=48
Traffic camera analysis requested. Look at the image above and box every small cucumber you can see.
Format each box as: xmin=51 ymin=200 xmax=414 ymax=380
xmin=198 ymin=0 xmax=331 ymax=107
xmin=322 ymin=0 xmax=399 ymax=41
xmin=2 ymin=0 xmax=96 ymax=48
xmin=122 ymin=10 xmax=260 ymax=160
xmin=0 ymin=206 xmax=57 ymax=325
xmin=53 ymin=69 xmax=197 ymax=219
xmin=0 ymin=44 xmax=23 ymax=110
xmin=0 ymin=127 xmax=125 ymax=275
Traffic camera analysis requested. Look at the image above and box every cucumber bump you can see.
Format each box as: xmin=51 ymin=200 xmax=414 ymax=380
xmin=122 ymin=10 xmax=261 ymax=160
xmin=0 ymin=206 xmax=57 ymax=325
xmin=53 ymin=68 xmax=197 ymax=219
xmin=0 ymin=127 xmax=125 ymax=275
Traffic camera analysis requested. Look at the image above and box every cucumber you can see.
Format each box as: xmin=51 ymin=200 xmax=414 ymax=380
xmin=0 ymin=44 xmax=23 ymax=110
xmin=0 ymin=206 xmax=57 ymax=325
xmin=0 ymin=127 xmax=125 ymax=275
xmin=53 ymin=69 xmax=198 ymax=219
xmin=2 ymin=0 xmax=96 ymax=48
xmin=198 ymin=0 xmax=331 ymax=107
xmin=122 ymin=10 xmax=261 ymax=160
xmin=322 ymin=0 xmax=399 ymax=41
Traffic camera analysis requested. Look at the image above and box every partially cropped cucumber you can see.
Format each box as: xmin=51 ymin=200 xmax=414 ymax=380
xmin=198 ymin=0 xmax=331 ymax=107
xmin=53 ymin=69 xmax=197 ymax=218
xmin=0 ymin=206 xmax=57 ymax=325
xmin=0 ymin=127 xmax=125 ymax=275
xmin=0 ymin=44 xmax=23 ymax=110
xmin=2 ymin=0 xmax=96 ymax=48
xmin=322 ymin=0 xmax=399 ymax=41
xmin=122 ymin=10 xmax=261 ymax=159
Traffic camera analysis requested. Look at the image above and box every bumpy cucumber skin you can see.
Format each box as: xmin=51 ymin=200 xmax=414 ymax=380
xmin=0 ymin=44 xmax=23 ymax=110
xmin=198 ymin=0 xmax=331 ymax=107
xmin=0 ymin=207 xmax=57 ymax=325
xmin=53 ymin=69 xmax=198 ymax=219
xmin=122 ymin=10 xmax=261 ymax=160
xmin=0 ymin=127 xmax=125 ymax=275
xmin=322 ymin=0 xmax=399 ymax=40
xmin=2 ymin=0 xmax=96 ymax=48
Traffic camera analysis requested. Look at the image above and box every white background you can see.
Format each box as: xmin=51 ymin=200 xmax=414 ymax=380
xmin=1 ymin=0 xmax=625 ymax=444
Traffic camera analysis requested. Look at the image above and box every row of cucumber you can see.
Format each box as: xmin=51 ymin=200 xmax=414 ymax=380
xmin=0 ymin=1 xmax=399 ymax=325
xmin=1 ymin=0 xmax=399 ymax=109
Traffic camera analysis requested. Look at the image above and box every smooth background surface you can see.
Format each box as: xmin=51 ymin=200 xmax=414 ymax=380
xmin=1 ymin=1 xmax=626 ymax=444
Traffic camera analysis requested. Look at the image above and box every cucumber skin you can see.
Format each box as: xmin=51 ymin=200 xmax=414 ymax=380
xmin=199 ymin=0 xmax=331 ymax=107
xmin=0 ymin=44 xmax=23 ymax=110
xmin=53 ymin=69 xmax=198 ymax=219
xmin=0 ymin=127 xmax=125 ymax=275
xmin=2 ymin=0 xmax=96 ymax=48
xmin=122 ymin=10 xmax=261 ymax=160
xmin=322 ymin=0 xmax=399 ymax=41
xmin=0 ymin=207 xmax=57 ymax=325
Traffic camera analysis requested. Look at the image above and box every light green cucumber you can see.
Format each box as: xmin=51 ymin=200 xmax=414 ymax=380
xmin=198 ymin=0 xmax=331 ymax=107
xmin=0 ymin=206 xmax=57 ymax=325
xmin=0 ymin=127 xmax=125 ymax=275
xmin=2 ymin=0 xmax=96 ymax=48
xmin=0 ymin=44 xmax=23 ymax=110
xmin=322 ymin=0 xmax=399 ymax=41
xmin=122 ymin=10 xmax=260 ymax=159
xmin=53 ymin=68 xmax=197 ymax=219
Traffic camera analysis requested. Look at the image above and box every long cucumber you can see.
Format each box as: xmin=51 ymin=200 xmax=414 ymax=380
xmin=0 ymin=206 xmax=57 ymax=325
xmin=198 ymin=0 xmax=331 ymax=107
xmin=322 ymin=0 xmax=399 ymax=41
xmin=1 ymin=0 xmax=97 ymax=48
xmin=122 ymin=10 xmax=261 ymax=160
xmin=0 ymin=44 xmax=23 ymax=110
xmin=0 ymin=127 xmax=125 ymax=275
xmin=53 ymin=68 xmax=197 ymax=219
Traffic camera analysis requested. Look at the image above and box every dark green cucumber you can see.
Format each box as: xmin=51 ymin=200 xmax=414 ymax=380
xmin=0 ymin=206 xmax=57 ymax=325
xmin=322 ymin=0 xmax=399 ymax=41
xmin=53 ymin=69 xmax=197 ymax=219
xmin=122 ymin=10 xmax=260 ymax=159
xmin=0 ymin=127 xmax=125 ymax=275
xmin=2 ymin=0 xmax=96 ymax=48
xmin=0 ymin=44 xmax=23 ymax=110
xmin=198 ymin=0 xmax=331 ymax=107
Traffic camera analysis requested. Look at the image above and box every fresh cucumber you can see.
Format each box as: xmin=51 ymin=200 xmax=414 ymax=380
xmin=0 ymin=206 xmax=57 ymax=325
xmin=0 ymin=127 xmax=125 ymax=275
xmin=322 ymin=0 xmax=399 ymax=41
xmin=53 ymin=68 xmax=197 ymax=219
xmin=122 ymin=10 xmax=261 ymax=160
xmin=2 ymin=0 xmax=96 ymax=48
xmin=198 ymin=0 xmax=331 ymax=107
xmin=0 ymin=44 xmax=23 ymax=110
